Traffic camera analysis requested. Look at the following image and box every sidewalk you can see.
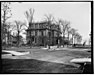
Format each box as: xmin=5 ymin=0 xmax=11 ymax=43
xmin=2 ymin=46 xmax=90 ymax=64
xmin=41 ymin=46 xmax=91 ymax=52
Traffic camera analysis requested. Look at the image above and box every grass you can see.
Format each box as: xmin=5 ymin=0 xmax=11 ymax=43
xmin=1 ymin=59 xmax=82 ymax=74
xmin=1 ymin=47 xmax=91 ymax=74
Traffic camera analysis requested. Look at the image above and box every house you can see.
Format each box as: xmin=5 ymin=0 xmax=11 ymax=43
xmin=26 ymin=21 xmax=62 ymax=46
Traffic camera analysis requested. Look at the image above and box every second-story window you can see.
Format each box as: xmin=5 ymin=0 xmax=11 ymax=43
xmin=39 ymin=24 xmax=41 ymax=29
xmin=31 ymin=24 xmax=34 ymax=29
xmin=43 ymin=24 xmax=46 ymax=28
xmin=35 ymin=24 xmax=38 ymax=29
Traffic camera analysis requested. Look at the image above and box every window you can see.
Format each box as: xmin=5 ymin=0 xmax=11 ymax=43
xmin=31 ymin=31 xmax=35 ymax=36
xmin=43 ymin=24 xmax=46 ymax=28
xmin=35 ymin=31 xmax=37 ymax=36
xmin=43 ymin=30 xmax=46 ymax=36
xmin=45 ymin=30 xmax=48 ymax=36
xmin=35 ymin=24 xmax=38 ymax=29
xmin=39 ymin=24 xmax=41 ymax=29
xmin=54 ymin=31 xmax=57 ymax=37
xmin=38 ymin=31 xmax=41 ymax=36
xmin=30 ymin=24 xmax=34 ymax=28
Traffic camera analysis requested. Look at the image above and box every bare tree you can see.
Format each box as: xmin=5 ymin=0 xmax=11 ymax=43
xmin=55 ymin=20 xmax=62 ymax=48
xmin=1 ymin=2 xmax=12 ymax=49
xmin=44 ymin=14 xmax=55 ymax=49
xmin=70 ymin=28 xmax=77 ymax=44
xmin=89 ymin=32 xmax=91 ymax=45
xmin=78 ymin=36 xmax=82 ymax=44
xmin=12 ymin=20 xmax=27 ymax=47
xmin=58 ymin=19 xmax=70 ymax=47
xmin=5 ymin=22 xmax=13 ymax=45
xmin=25 ymin=8 xmax=35 ymax=48
xmin=75 ymin=33 xmax=82 ymax=44
xmin=1 ymin=2 xmax=12 ymax=23
xmin=66 ymin=22 xmax=71 ymax=42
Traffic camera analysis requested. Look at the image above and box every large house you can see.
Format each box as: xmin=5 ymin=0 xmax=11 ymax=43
xmin=26 ymin=21 xmax=62 ymax=46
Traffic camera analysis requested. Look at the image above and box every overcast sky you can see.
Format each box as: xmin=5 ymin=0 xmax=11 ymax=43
xmin=8 ymin=2 xmax=91 ymax=42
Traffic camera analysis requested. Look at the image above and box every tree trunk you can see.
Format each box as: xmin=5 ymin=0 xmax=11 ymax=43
xmin=57 ymin=39 xmax=60 ymax=48
xmin=3 ymin=11 xmax=6 ymax=49
xmin=44 ymin=31 xmax=46 ymax=48
xmin=29 ymin=23 xmax=32 ymax=48
xmin=57 ymin=32 xmax=60 ymax=48
xmin=74 ymin=37 xmax=76 ymax=44
xmin=67 ymin=33 xmax=69 ymax=47
xmin=48 ymin=38 xmax=50 ymax=49
xmin=1 ymin=24 xmax=4 ymax=49
xmin=63 ymin=34 xmax=65 ymax=47
xmin=48 ymin=31 xmax=51 ymax=49
xmin=7 ymin=32 xmax=10 ymax=47
xmin=29 ymin=31 xmax=32 ymax=48
xmin=71 ymin=34 xmax=73 ymax=47
xmin=17 ymin=31 xmax=20 ymax=47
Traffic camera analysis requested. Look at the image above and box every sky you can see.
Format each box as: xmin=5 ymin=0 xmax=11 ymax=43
xmin=8 ymin=2 xmax=91 ymax=43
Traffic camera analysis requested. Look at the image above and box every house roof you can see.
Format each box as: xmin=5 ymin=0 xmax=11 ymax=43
xmin=26 ymin=21 xmax=62 ymax=33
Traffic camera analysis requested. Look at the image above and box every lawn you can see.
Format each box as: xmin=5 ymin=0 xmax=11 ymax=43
xmin=1 ymin=59 xmax=82 ymax=74
xmin=1 ymin=47 xmax=91 ymax=74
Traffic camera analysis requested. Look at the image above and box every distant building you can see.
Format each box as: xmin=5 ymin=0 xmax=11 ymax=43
xmin=26 ymin=21 xmax=62 ymax=46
